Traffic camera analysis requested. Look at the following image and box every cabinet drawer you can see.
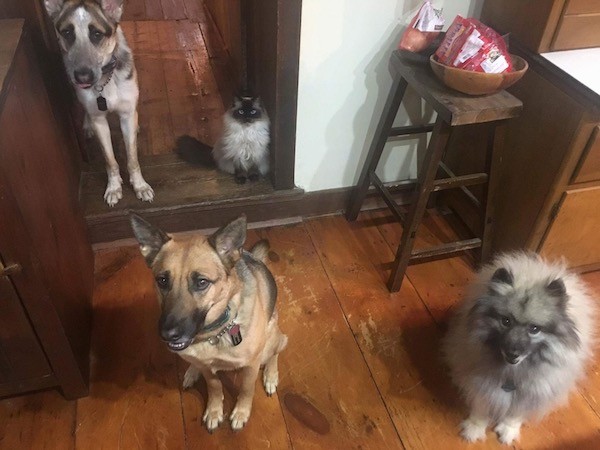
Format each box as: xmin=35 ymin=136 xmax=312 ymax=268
xmin=552 ymin=13 xmax=600 ymax=50
xmin=573 ymin=125 xmax=600 ymax=183
xmin=564 ymin=0 xmax=600 ymax=14
xmin=540 ymin=186 xmax=600 ymax=267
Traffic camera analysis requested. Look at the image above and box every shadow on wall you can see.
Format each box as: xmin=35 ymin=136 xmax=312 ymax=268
xmin=314 ymin=2 xmax=435 ymax=191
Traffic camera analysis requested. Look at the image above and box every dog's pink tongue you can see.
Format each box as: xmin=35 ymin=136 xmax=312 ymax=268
xmin=77 ymin=83 xmax=92 ymax=89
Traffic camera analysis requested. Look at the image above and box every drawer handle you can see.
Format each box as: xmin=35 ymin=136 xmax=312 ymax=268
xmin=0 ymin=262 xmax=21 ymax=278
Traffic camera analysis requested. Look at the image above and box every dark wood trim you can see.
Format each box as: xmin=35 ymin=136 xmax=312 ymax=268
xmin=87 ymin=185 xmax=413 ymax=244
xmin=0 ymin=374 xmax=57 ymax=399
xmin=271 ymin=0 xmax=302 ymax=190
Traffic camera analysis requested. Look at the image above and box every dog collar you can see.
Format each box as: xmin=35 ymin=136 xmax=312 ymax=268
xmin=93 ymin=55 xmax=118 ymax=111
xmin=200 ymin=306 xmax=232 ymax=333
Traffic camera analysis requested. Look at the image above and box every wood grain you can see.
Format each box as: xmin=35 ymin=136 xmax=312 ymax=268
xmin=552 ymin=13 xmax=600 ymax=50
xmin=261 ymin=223 xmax=402 ymax=449
xmin=573 ymin=125 xmax=600 ymax=184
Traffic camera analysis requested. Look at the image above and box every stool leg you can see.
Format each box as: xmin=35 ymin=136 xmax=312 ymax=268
xmin=478 ymin=121 xmax=506 ymax=264
xmin=346 ymin=77 xmax=408 ymax=221
xmin=388 ymin=117 xmax=451 ymax=292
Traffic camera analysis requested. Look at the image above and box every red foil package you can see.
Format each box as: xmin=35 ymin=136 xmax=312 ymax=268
xmin=398 ymin=1 xmax=444 ymax=53
xmin=434 ymin=16 xmax=512 ymax=73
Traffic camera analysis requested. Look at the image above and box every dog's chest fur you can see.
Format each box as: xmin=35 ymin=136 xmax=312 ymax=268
xmin=77 ymin=73 xmax=138 ymax=115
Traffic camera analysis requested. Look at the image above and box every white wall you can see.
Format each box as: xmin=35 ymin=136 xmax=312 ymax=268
xmin=294 ymin=0 xmax=482 ymax=192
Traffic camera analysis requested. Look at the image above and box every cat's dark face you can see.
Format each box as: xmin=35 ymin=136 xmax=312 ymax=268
xmin=231 ymin=96 xmax=263 ymax=123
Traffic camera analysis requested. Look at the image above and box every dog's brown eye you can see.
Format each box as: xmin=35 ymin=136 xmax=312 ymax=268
xmin=529 ymin=324 xmax=541 ymax=335
xmin=195 ymin=278 xmax=210 ymax=291
xmin=501 ymin=316 xmax=511 ymax=327
xmin=156 ymin=274 xmax=169 ymax=289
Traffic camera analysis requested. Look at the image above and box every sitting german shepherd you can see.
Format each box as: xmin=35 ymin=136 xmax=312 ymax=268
xmin=130 ymin=214 xmax=287 ymax=431
xmin=44 ymin=0 xmax=153 ymax=206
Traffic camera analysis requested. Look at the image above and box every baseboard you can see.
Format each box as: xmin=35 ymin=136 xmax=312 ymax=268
xmin=87 ymin=185 xmax=412 ymax=244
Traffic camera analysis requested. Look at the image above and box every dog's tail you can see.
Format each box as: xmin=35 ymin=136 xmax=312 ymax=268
xmin=250 ymin=239 xmax=270 ymax=263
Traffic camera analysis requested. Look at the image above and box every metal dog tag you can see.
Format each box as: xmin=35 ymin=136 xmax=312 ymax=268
xmin=96 ymin=95 xmax=107 ymax=111
xmin=228 ymin=324 xmax=242 ymax=346
xmin=501 ymin=380 xmax=516 ymax=392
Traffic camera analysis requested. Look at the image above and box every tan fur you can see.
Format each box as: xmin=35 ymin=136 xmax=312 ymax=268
xmin=130 ymin=214 xmax=287 ymax=432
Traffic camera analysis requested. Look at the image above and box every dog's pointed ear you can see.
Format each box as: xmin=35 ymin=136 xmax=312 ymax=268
xmin=209 ymin=215 xmax=247 ymax=270
xmin=100 ymin=0 xmax=124 ymax=23
xmin=489 ymin=267 xmax=513 ymax=295
xmin=44 ymin=0 xmax=65 ymax=18
xmin=130 ymin=214 xmax=171 ymax=266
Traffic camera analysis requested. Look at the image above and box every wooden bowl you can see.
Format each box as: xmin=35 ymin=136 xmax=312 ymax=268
xmin=429 ymin=54 xmax=528 ymax=95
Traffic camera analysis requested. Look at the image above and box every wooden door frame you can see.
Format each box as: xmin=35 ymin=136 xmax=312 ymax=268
xmin=245 ymin=0 xmax=302 ymax=190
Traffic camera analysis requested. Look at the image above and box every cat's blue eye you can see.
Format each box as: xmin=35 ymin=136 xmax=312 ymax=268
xmin=250 ymin=109 xmax=257 ymax=115
xmin=238 ymin=109 xmax=244 ymax=114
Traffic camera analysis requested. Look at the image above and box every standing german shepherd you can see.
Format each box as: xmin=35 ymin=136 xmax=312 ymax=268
xmin=44 ymin=0 xmax=153 ymax=206
xmin=130 ymin=214 xmax=287 ymax=431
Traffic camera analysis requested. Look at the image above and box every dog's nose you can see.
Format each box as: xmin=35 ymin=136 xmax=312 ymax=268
xmin=74 ymin=68 xmax=94 ymax=84
xmin=160 ymin=326 xmax=181 ymax=342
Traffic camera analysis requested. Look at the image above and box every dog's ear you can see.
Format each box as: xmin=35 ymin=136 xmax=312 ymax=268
xmin=130 ymin=214 xmax=171 ymax=266
xmin=546 ymin=278 xmax=566 ymax=297
xmin=209 ymin=215 xmax=247 ymax=270
xmin=100 ymin=0 xmax=124 ymax=23
xmin=489 ymin=267 xmax=513 ymax=295
xmin=44 ymin=0 xmax=65 ymax=18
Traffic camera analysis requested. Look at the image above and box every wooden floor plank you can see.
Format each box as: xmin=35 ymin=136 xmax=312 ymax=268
xmin=305 ymin=214 xmax=489 ymax=449
xmin=0 ymin=391 xmax=75 ymax=450
xmin=133 ymin=21 xmax=175 ymax=157
xmin=75 ymin=248 xmax=187 ymax=449
xmin=145 ymin=0 xmax=164 ymax=20
xmin=161 ymin=0 xmax=187 ymax=20
xmin=183 ymin=0 xmax=206 ymax=21
xmin=259 ymin=223 xmax=402 ymax=449
xmin=122 ymin=0 xmax=146 ymax=21
xmin=372 ymin=209 xmax=475 ymax=324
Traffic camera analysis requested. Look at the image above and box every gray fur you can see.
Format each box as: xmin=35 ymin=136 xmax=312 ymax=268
xmin=444 ymin=252 xmax=596 ymax=444
xmin=212 ymin=96 xmax=270 ymax=183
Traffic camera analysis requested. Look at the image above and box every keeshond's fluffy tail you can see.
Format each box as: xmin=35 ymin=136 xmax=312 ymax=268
xmin=175 ymin=135 xmax=216 ymax=167
xmin=251 ymin=239 xmax=270 ymax=263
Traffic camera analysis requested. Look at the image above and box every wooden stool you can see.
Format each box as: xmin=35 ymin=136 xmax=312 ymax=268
xmin=346 ymin=50 xmax=523 ymax=292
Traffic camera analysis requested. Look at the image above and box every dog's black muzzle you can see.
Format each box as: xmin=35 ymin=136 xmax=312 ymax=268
xmin=158 ymin=309 xmax=207 ymax=352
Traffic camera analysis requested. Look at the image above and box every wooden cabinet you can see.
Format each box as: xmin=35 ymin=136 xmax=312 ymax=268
xmin=482 ymin=0 xmax=600 ymax=52
xmin=489 ymin=44 xmax=600 ymax=271
xmin=0 ymin=20 xmax=93 ymax=399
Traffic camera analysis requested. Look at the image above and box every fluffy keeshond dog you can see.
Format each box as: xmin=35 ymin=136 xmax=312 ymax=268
xmin=444 ymin=252 xmax=596 ymax=445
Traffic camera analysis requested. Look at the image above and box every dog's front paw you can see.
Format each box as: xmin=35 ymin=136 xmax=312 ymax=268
xmin=230 ymin=405 xmax=251 ymax=431
xmin=134 ymin=182 xmax=154 ymax=202
xmin=104 ymin=180 xmax=123 ymax=207
xmin=203 ymin=405 xmax=224 ymax=433
xmin=495 ymin=421 xmax=521 ymax=445
xmin=182 ymin=366 xmax=200 ymax=390
xmin=263 ymin=369 xmax=278 ymax=396
xmin=460 ymin=418 xmax=487 ymax=442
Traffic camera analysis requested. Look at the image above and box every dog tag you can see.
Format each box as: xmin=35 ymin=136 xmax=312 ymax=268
xmin=96 ymin=95 xmax=107 ymax=111
xmin=228 ymin=324 xmax=242 ymax=346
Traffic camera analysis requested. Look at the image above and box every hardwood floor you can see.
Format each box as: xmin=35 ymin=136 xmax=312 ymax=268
xmin=2 ymin=210 xmax=600 ymax=449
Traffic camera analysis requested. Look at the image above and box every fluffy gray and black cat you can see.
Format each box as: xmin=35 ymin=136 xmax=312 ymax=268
xmin=212 ymin=95 xmax=270 ymax=184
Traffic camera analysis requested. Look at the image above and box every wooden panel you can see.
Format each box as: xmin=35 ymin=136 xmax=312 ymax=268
xmin=0 ymin=261 xmax=52 ymax=385
xmin=122 ymin=0 xmax=145 ymax=20
xmin=573 ymin=125 xmax=600 ymax=183
xmin=491 ymin=65 xmax=584 ymax=253
xmin=552 ymin=13 xmax=600 ymax=50
xmin=540 ymin=187 xmax=600 ymax=267
xmin=564 ymin=0 xmax=600 ymax=15
xmin=481 ymin=0 xmax=566 ymax=53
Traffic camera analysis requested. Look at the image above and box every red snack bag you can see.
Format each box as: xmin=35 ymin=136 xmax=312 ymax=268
xmin=435 ymin=16 xmax=512 ymax=73
xmin=399 ymin=1 xmax=444 ymax=53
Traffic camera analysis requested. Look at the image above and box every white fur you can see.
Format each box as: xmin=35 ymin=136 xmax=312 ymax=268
xmin=444 ymin=252 xmax=596 ymax=444
xmin=212 ymin=109 xmax=270 ymax=176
